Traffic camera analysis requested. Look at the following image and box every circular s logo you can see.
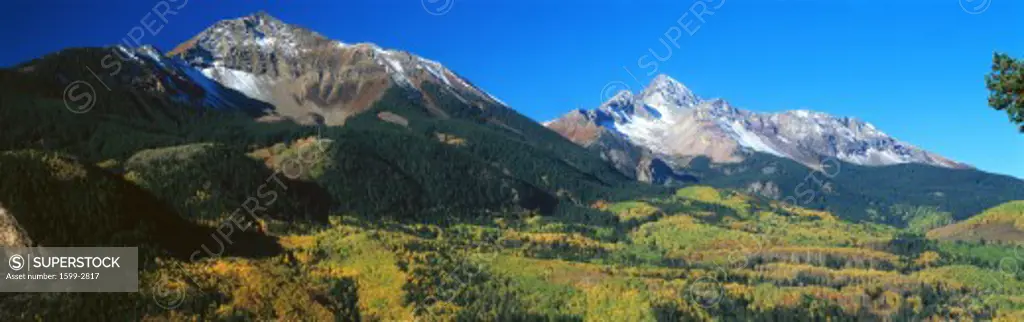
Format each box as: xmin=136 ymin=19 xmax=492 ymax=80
xmin=600 ymin=81 xmax=632 ymax=104
xmin=422 ymin=0 xmax=455 ymax=16
xmin=63 ymin=80 xmax=97 ymax=114
xmin=960 ymin=0 xmax=992 ymax=14
xmin=9 ymin=254 xmax=24 ymax=271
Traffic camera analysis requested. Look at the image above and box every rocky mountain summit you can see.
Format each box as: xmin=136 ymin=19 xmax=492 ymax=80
xmin=165 ymin=11 xmax=506 ymax=125
xmin=547 ymin=74 xmax=969 ymax=177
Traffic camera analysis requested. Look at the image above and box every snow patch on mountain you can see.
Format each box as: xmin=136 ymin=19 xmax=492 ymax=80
xmin=724 ymin=120 xmax=788 ymax=158
xmin=418 ymin=58 xmax=451 ymax=87
xmin=483 ymin=91 xmax=508 ymax=107
xmin=199 ymin=66 xmax=275 ymax=103
xmin=115 ymin=45 xmax=142 ymax=62
xmin=138 ymin=46 xmax=167 ymax=68
xmin=178 ymin=64 xmax=237 ymax=109
xmin=615 ymin=115 xmax=671 ymax=154
xmin=373 ymin=49 xmax=414 ymax=88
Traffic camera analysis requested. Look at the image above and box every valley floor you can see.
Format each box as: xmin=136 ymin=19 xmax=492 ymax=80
xmin=15 ymin=186 xmax=1017 ymax=321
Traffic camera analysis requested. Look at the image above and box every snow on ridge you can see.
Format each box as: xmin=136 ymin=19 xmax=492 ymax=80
xmin=371 ymin=48 xmax=414 ymax=88
xmin=360 ymin=50 xmax=508 ymax=107
xmin=252 ymin=33 xmax=299 ymax=56
xmin=642 ymin=97 xmax=677 ymax=121
xmin=487 ymin=94 xmax=508 ymax=106
xmin=115 ymin=45 xmax=141 ymax=62
xmin=137 ymin=46 xmax=168 ymax=69
xmin=837 ymin=148 xmax=912 ymax=166
xmin=615 ymin=114 xmax=672 ymax=154
xmin=640 ymin=74 xmax=701 ymax=111
xmin=199 ymin=66 xmax=275 ymax=103
xmin=178 ymin=63 xmax=235 ymax=108
xmin=724 ymin=120 xmax=788 ymax=158
xmin=872 ymin=148 xmax=908 ymax=164
xmin=417 ymin=57 xmax=451 ymax=87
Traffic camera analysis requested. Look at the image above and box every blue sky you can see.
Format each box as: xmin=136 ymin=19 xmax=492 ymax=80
xmin=2 ymin=0 xmax=1022 ymax=178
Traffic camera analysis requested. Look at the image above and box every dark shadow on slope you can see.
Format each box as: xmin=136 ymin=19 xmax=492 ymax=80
xmin=682 ymin=153 xmax=1024 ymax=226
xmin=0 ymin=150 xmax=282 ymax=260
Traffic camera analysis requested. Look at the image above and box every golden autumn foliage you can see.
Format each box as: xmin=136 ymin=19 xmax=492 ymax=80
xmin=914 ymin=251 xmax=942 ymax=268
xmin=574 ymin=280 xmax=656 ymax=321
xmin=316 ymin=232 xmax=415 ymax=321
xmin=607 ymin=201 xmax=662 ymax=222
xmin=928 ymin=201 xmax=1024 ymax=243
xmin=10 ymin=170 xmax=1019 ymax=321
xmin=124 ymin=186 xmax=1024 ymax=321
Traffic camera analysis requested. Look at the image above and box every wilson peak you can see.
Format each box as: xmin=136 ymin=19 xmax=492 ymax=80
xmin=548 ymin=74 xmax=969 ymax=170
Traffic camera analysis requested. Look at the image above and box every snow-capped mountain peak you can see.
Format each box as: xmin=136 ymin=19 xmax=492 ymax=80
xmin=640 ymin=74 xmax=701 ymax=112
xmin=602 ymin=90 xmax=634 ymax=107
xmin=164 ymin=11 xmax=507 ymax=124
xmin=546 ymin=74 xmax=970 ymax=170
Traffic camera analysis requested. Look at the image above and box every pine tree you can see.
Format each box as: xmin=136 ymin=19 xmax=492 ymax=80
xmin=985 ymin=53 xmax=1024 ymax=132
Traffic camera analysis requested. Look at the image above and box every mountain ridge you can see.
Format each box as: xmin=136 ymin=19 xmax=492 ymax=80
xmin=547 ymin=74 xmax=971 ymax=172
xmin=543 ymin=74 xmax=1024 ymax=225
xmin=165 ymin=11 xmax=507 ymax=126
